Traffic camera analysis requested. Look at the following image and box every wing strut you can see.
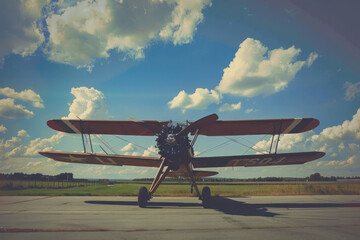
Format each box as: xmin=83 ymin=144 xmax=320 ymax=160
xmin=149 ymin=158 xmax=170 ymax=196
xmin=269 ymin=125 xmax=276 ymax=154
xmin=77 ymin=116 xmax=96 ymax=154
xmin=183 ymin=157 xmax=201 ymax=197
xmin=77 ymin=116 xmax=87 ymax=153
xmin=268 ymin=120 xmax=283 ymax=154
xmin=274 ymin=120 xmax=282 ymax=154
xmin=88 ymin=134 xmax=94 ymax=153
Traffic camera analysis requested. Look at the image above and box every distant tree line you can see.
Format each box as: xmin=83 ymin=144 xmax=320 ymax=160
xmin=307 ymin=173 xmax=335 ymax=181
xmin=1 ymin=172 xmax=360 ymax=182
xmin=134 ymin=173 xmax=360 ymax=182
xmin=0 ymin=172 xmax=74 ymax=181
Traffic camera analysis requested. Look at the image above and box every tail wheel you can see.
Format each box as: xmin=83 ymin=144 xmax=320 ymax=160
xmin=202 ymin=186 xmax=211 ymax=208
xmin=138 ymin=187 xmax=149 ymax=208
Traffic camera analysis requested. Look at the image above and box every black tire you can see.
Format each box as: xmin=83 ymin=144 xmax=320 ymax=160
xmin=202 ymin=186 xmax=211 ymax=208
xmin=138 ymin=187 xmax=149 ymax=208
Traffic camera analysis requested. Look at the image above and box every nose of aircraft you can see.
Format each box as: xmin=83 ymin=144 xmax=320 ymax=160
xmin=166 ymin=134 xmax=177 ymax=145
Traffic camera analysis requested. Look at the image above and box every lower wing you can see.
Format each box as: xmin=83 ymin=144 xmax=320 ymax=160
xmin=39 ymin=151 xmax=161 ymax=167
xmin=192 ymin=152 xmax=325 ymax=168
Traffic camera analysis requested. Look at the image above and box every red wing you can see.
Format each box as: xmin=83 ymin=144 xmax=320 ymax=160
xmin=192 ymin=118 xmax=319 ymax=136
xmin=47 ymin=119 xmax=169 ymax=136
xmin=192 ymin=152 xmax=325 ymax=168
xmin=39 ymin=151 xmax=161 ymax=167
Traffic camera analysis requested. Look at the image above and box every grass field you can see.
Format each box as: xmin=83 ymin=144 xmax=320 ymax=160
xmin=0 ymin=180 xmax=359 ymax=196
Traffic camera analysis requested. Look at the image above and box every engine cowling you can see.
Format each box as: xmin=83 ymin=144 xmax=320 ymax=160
xmin=156 ymin=124 xmax=190 ymax=170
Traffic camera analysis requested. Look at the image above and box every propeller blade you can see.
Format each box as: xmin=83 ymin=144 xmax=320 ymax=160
xmin=177 ymin=113 xmax=219 ymax=137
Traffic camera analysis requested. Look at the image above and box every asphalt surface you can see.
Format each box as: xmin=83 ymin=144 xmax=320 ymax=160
xmin=0 ymin=195 xmax=360 ymax=239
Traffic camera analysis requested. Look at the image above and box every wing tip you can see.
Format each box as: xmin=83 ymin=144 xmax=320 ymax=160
xmin=47 ymin=119 xmax=76 ymax=133
xmin=47 ymin=119 xmax=61 ymax=132
xmin=38 ymin=151 xmax=52 ymax=158
xmin=316 ymin=151 xmax=326 ymax=159
xmin=291 ymin=118 xmax=320 ymax=133
xmin=313 ymin=118 xmax=320 ymax=128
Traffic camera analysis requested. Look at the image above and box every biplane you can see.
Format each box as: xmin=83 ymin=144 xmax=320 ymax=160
xmin=39 ymin=114 xmax=325 ymax=207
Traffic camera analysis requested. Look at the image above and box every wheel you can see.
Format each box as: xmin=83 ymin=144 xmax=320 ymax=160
xmin=202 ymin=186 xmax=211 ymax=208
xmin=138 ymin=187 xmax=149 ymax=208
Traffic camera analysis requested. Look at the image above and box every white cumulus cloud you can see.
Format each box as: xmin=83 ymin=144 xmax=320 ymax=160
xmin=306 ymin=52 xmax=318 ymax=67
xmin=315 ymin=108 xmax=360 ymax=141
xmin=17 ymin=129 xmax=30 ymax=137
xmin=319 ymin=155 xmax=356 ymax=167
xmin=168 ymin=88 xmax=221 ymax=113
xmin=0 ymin=0 xmax=47 ymax=67
xmin=0 ymin=0 xmax=210 ymax=69
xmin=0 ymin=98 xmax=34 ymax=119
xmin=120 ymin=143 xmax=136 ymax=152
xmin=159 ymin=0 xmax=211 ymax=45
xmin=66 ymin=87 xmax=108 ymax=119
xmin=24 ymin=132 xmax=64 ymax=156
xmin=7 ymin=132 xmax=64 ymax=158
xmin=219 ymin=102 xmax=241 ymax=112
xmin=253 ymin=108 xmax=360 ymax=170
xmin=216 ymin=38 xmax=310 ymax=97
xmin=0 ymin=87 xmax=44 ymax=108
xmin=344 ymin=81 xmax=360 ymax=101
xmin=2 ymin=137 xmax=22 ymax=149
xmin=254 ymin=132 xmax=310 ymax=153
xmin=0 ymin=125 xmax=7 ymax=134
xmin=143 ymin=145 xmax=158 ymax=157
xmin=44 ymin=0 xmax=211 ymax=70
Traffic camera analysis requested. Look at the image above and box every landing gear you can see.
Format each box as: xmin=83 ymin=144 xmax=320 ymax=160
xmin=138 ymin=158 xmax=170 ymax=208
xmin=138 ymin=186 xmax=149 ymax=208
xmin=201 ymin=186 xmax=211 ymax=208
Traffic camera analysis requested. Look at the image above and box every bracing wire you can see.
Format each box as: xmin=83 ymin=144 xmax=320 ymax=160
xmin=91 ymin=130 xmax=159 ymax=156
xmin=115 ymin=135 xmax=159 ymax=155
xmin=196 ymin=135 xmax=269 ymax=157
xmin=236 ymin=135 xmax=269 ymax=153
xmin=241 ymin=135 xmax=268 ymax=155
xmin=223 ymin=136 xmax=268 ymax=154
xmin=94 ymin=134 xmax=117 ymax=154
xmin=196 ymin=139 xmax=233 ymax=156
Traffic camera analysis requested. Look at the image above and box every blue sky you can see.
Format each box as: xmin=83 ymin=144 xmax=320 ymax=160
xmin=0 ymin=0 xmax=359 ymax=179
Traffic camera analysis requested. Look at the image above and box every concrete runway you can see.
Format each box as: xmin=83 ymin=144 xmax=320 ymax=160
xmin=1 ymin=195 xmax=360 ymax=239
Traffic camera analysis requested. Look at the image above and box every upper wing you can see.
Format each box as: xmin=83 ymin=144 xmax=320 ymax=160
xmin=191 ymin=118 xmax=319 ymax=136
xmin=192 ymin=152 xmax=325 ymax=168
xmin=47 ymin=119 xmax=169 ymax=136
xmin=39 ymin=151 xmax=161 ymax=167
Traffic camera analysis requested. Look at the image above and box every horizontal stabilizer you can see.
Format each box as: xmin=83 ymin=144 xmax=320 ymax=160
xmin=167 ymin=170 xmax=218 ymax=178
xmin=192 ymin=152 xmax=325 ymax=168
xmin=193 ymin=170 xmax=218 ymax=177
xmin=39 ymin=151 xmax=161 ymax=167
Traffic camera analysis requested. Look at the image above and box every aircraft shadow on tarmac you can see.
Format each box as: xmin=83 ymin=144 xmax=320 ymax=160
xmin=85 ymin=197 xmax=360 ymax=217
xmin=205 ymin=197 xmax=279 ymax=217
xmin=85 ymin=200 xmax=201 ymax=208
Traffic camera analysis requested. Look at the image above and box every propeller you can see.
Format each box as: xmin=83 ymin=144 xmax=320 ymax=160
xmin=176 ymin=113 xmax=218 ymax=137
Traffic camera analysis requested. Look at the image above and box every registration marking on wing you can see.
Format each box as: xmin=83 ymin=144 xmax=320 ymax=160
xmin=59 ymin=155 xmax=86 ymax=163
xmin=94 ymin=156 xmax=118 ymax=165
xmin=227 ymin=157 xmax=286 ymax=167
